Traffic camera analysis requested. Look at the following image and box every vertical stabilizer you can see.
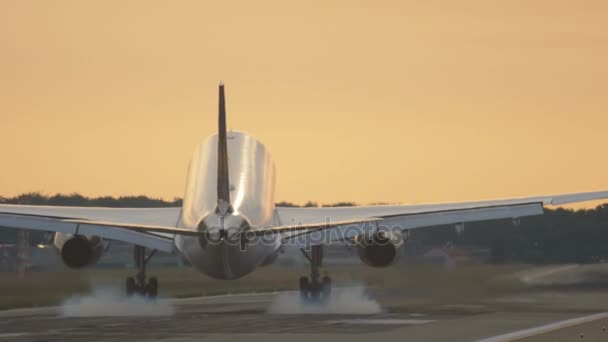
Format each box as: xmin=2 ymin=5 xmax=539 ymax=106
xmin=216 ymin=82 xmax=233 ymax=216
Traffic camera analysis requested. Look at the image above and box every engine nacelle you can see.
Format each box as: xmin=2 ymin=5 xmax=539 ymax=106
xmin=356 ymin=231 xmax=405 ymax=267
xmin=53 ymin=233 xmax=104 ymax=269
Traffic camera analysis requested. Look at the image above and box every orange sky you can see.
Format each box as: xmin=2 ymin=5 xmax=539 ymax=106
xmin=1 ymin=0 xmax=607 ymax=207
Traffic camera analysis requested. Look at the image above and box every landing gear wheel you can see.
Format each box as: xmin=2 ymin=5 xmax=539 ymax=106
xmin=299 ymin=245 xmax=332 ymax=303
xmin=126 ymin=277 xmax=136 ymax=296
xmin=322 ymin=276 xmax=332 ymax=300
xmin=309 ymin=283 xmax=321 ymax=301
xmin=298 ymin=276 xmax=331 ymax=302
xmin=299 ymin=276 xmax=309 ymax=300
xmin=127 ymin=246 xmax=158 ymax=298
xmin=146 ymin=277 xmax=158 ymax=299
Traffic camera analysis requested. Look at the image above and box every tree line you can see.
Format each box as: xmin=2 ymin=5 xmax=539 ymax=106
xmin=0 ymin=193 xmax=358 ymax=208
xmin=0 ymin=192 xmax=182 ymax=208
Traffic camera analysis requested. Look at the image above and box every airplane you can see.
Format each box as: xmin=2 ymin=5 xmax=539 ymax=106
xmin=1 ymin=82 xmax=608 ymax=300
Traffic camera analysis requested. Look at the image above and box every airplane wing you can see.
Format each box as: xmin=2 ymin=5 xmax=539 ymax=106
xmin=0 ymin=205 xmax=185 ymax=252
xmin=273 ymin=190 xmax=608 ymax=247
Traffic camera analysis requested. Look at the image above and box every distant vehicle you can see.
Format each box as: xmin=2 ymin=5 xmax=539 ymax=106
xmin=2 ymin=83 xmax=607 ymax=300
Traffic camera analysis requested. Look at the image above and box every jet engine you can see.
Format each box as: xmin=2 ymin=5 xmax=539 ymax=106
xmin=355 ymin=231 xmax=405 ymax=267
xmin=53 ymin=233 xmax=104 ymax=269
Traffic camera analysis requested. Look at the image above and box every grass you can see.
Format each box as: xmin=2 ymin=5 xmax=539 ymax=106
xmin=0 ymin=263 xmax=532 ymax=310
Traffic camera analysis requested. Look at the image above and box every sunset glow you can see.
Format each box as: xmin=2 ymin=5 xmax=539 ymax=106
xmin=1 ymin=0 xmax=607 ymax=206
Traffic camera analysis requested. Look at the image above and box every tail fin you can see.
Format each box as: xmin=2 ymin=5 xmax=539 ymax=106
xmin=216 ymin=82 xmax=233 ymax=216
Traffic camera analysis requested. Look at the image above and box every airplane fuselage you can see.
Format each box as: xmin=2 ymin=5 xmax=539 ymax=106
xmin=174 ymin=131 xmax=280 ymax=279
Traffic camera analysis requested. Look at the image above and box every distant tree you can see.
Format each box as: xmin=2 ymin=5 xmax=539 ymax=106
xmin=303 ymin=201 xmax=318 ymax=207
xmin=0 ymin=192 xmax=180 ymax=208
xmin=275 ymin=201 xmax=299 ymax=207
xmin=322 ymin=202 xmax=357 ymax=207
xmin=10 ymin=192 xmax=48 ymax=205
xmin=48 ymin=193 xmax=87 ymax=206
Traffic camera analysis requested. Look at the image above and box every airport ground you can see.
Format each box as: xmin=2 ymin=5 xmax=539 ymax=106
xmin=1 ymin=263 xmax=608 ymax=341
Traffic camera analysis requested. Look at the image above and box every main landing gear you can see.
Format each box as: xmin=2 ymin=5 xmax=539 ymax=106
xmin=299 ymin=245 xmax=332 ymax=302
xmin=126 ymin=245 xmax=158 ymax=299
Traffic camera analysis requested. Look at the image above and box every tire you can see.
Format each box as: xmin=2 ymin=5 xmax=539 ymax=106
xmin=147 ymin=277 xmax=158 ymax=299
xmin=322 ymin=276 xmax=332 ymax=300
xmin=309 ymin=285 xmax=321 ymax=301
xmin=126 ymin=277 xmax=136 ymax=297
xmin=299 ymin=276 xmax=309 ymax=300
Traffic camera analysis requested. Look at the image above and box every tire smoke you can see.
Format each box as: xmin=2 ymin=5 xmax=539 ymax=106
xmin=267 ymin=285 xmax=382 ymax=314
xmin=60 ymin=287 xmax=175 ymax=317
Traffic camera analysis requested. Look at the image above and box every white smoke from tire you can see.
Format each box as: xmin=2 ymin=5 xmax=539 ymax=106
xmin=60 ymin=287 xmax=175 ymax=317
xmin=267 ymin=285 xmax=382 ymax=314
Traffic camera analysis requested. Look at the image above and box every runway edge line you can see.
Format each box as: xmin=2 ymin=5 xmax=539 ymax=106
xmin=476 ymin=312 xmax=608 ymax=342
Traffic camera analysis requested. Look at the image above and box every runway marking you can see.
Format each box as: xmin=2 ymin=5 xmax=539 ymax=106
xmin=442 ymin=304 xmax=487 ymax=309
xmin=518 ymin=265 xmax=579 ymax=284
xmin=0 ymin=306 xmax=57 ymax=318
xmin=170 ymin=291 xmax=284 ymax=303
xmin=476 ymin=312 xmax=608 ymax=342
xmin=0 ymin=291 xmax=281 ymax=317
xmin=0 ymin=333 xmax=32 ymax=339
xmin=328 ymin=318 xmax=435 ymax=325
xmin=408 ymin=313 xmax=427 ymax=317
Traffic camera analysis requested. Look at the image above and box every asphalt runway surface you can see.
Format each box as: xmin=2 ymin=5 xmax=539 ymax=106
xmin=1 ymin=288 xmax=608 ymax=342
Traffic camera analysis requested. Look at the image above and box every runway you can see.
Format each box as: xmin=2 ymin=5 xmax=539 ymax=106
xmin=1 ymin=289 xmax=607 ymax=342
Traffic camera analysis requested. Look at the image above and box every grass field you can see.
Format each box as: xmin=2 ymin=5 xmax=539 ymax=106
xmin=0 ymin=263 xmax=531 ymax=310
